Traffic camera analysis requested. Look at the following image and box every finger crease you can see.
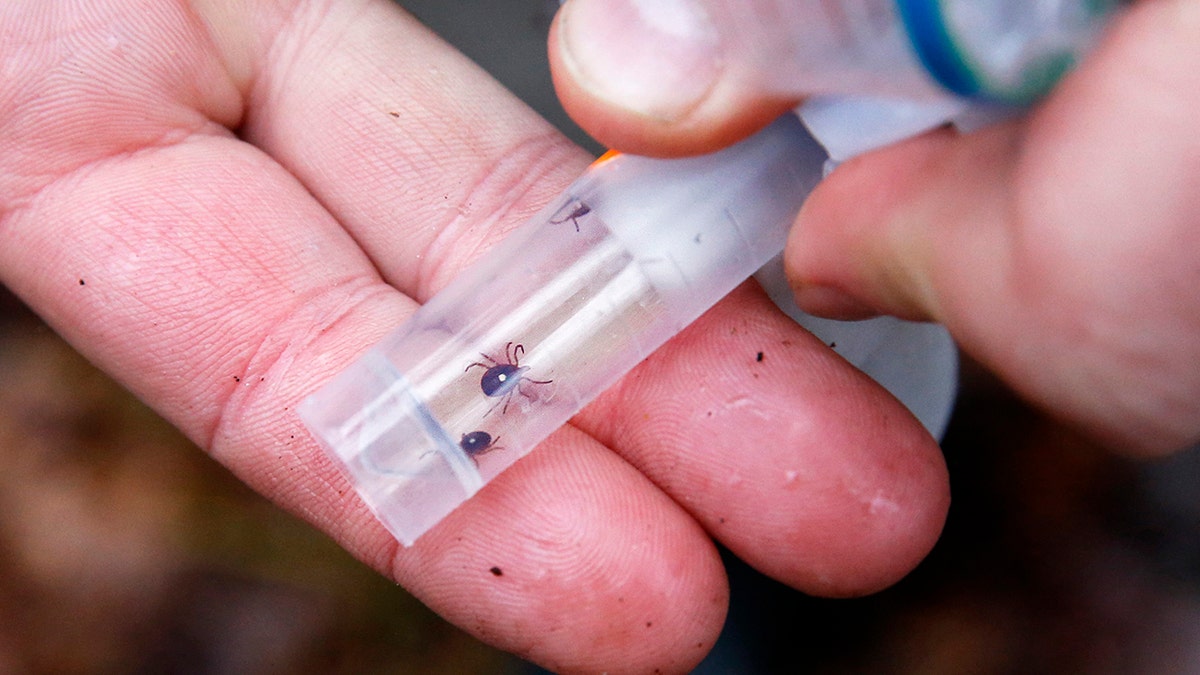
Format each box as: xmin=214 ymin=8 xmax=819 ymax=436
xmin=414 ymin=130 xmax=583 ymax=301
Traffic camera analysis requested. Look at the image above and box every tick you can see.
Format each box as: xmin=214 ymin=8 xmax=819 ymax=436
xmin=550 ymin=202 xmax=591 ymax=232
xmin=459 ymin=431 xmax=501 ymax=460
xmin=466 ymin=341 xmax=552 ymax=414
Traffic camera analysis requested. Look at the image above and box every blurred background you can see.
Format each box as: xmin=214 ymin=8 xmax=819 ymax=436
xmin=2 ymin=1 xmax=1198 ymax=673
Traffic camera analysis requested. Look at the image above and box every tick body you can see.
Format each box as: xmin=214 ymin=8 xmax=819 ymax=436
xmin=550 ymin=202 xmax=591 ymax=232
xmin=459 ymin=431 xmax=500 ymax=458
xmin=466 ymin=342 xmax=552 ymax=414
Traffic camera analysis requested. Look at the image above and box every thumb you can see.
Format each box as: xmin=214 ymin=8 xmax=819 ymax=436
xmin=549 ymin=0 xmax=814 ymax=156
xmin=785 ymin=2 xmax=1200 ymax=456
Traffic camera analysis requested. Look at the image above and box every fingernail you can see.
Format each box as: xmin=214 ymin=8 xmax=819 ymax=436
xmin=557 ymin=0 xmax=722 ymax=122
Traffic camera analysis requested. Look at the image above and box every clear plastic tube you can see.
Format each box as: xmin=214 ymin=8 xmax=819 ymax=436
xmin=299 ymin=1 xmax=1122 ymax=547
xmin=703 ymin=0 xmax=1119 ymax=103
xmin=299 ymin=115 xmax=827 ymax=545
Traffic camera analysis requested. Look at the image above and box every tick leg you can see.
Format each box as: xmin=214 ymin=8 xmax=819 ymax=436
xmin=516 ymin=379 xmax=553 ymax=406
xmin=551 ymin=204 xmax=590 ymax=232
xmin=482 ymin=398 xmax=500 ymax=417
xmin=481 ymin=391 xmax=512 ymax=417
xmin=466 ymin=351 xmax=498 ymax=371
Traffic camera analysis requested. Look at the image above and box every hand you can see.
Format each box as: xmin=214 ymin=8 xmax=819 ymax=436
xmin=0 ymin=1 xmax=947 ymax=672
xmin=550 ymin=0 xmax=1200 ymax=455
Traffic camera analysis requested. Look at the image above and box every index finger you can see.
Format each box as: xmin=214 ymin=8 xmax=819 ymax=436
xmin=0 ymin=1 xmax=727 ymax=671
xmin=0 ymin=0 xmax=949 ymax=671
xmin=244 ymin=0 xmax=949 ymax=599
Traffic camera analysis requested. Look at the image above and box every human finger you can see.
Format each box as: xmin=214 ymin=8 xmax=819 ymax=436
xmin=547 ymin=0 xmax=808 ymax=156
xmin=582 ymin=282 xmax=950 ymax=597
xmin=786 ymin=2 xmax=1200 ymax=455
xmin=0 ymin=1 xmax=726 ymax=671
xmin=239 ymin=0 xmax=950 ymax=599
xmin=0 ymin=3 xmax=949 ymax=672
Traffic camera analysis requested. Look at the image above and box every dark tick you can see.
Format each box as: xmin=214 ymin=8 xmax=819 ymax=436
xmin=459 ymin=431 xmax=501 ymax=458
xmin=550 ymin=202 xmax=591 ymax=232
xmin=466 ymin=342 xmax=552 ymax=414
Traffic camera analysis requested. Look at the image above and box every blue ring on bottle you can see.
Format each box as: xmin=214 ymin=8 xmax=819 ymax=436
xmin=894 ymin=0 xmax=981 ymax=98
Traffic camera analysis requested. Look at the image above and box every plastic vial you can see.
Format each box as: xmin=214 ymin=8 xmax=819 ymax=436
xmin=708 ymin=0 xmax=1120 ymax=103
xmin=299 ymin=115 xmax=828 ymax=545
xmin=300 ymin=1 xmax=1122 ymax=546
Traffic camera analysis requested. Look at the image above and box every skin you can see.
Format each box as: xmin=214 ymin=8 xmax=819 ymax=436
xmin=0 ymin=1 xmax=948 ymax=672
xmin=550 ymin=0 xmax=1200 ymax=456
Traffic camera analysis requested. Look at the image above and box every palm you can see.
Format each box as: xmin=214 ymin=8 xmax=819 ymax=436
xmin=0 ymin=1 xmax=947 ymax=671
